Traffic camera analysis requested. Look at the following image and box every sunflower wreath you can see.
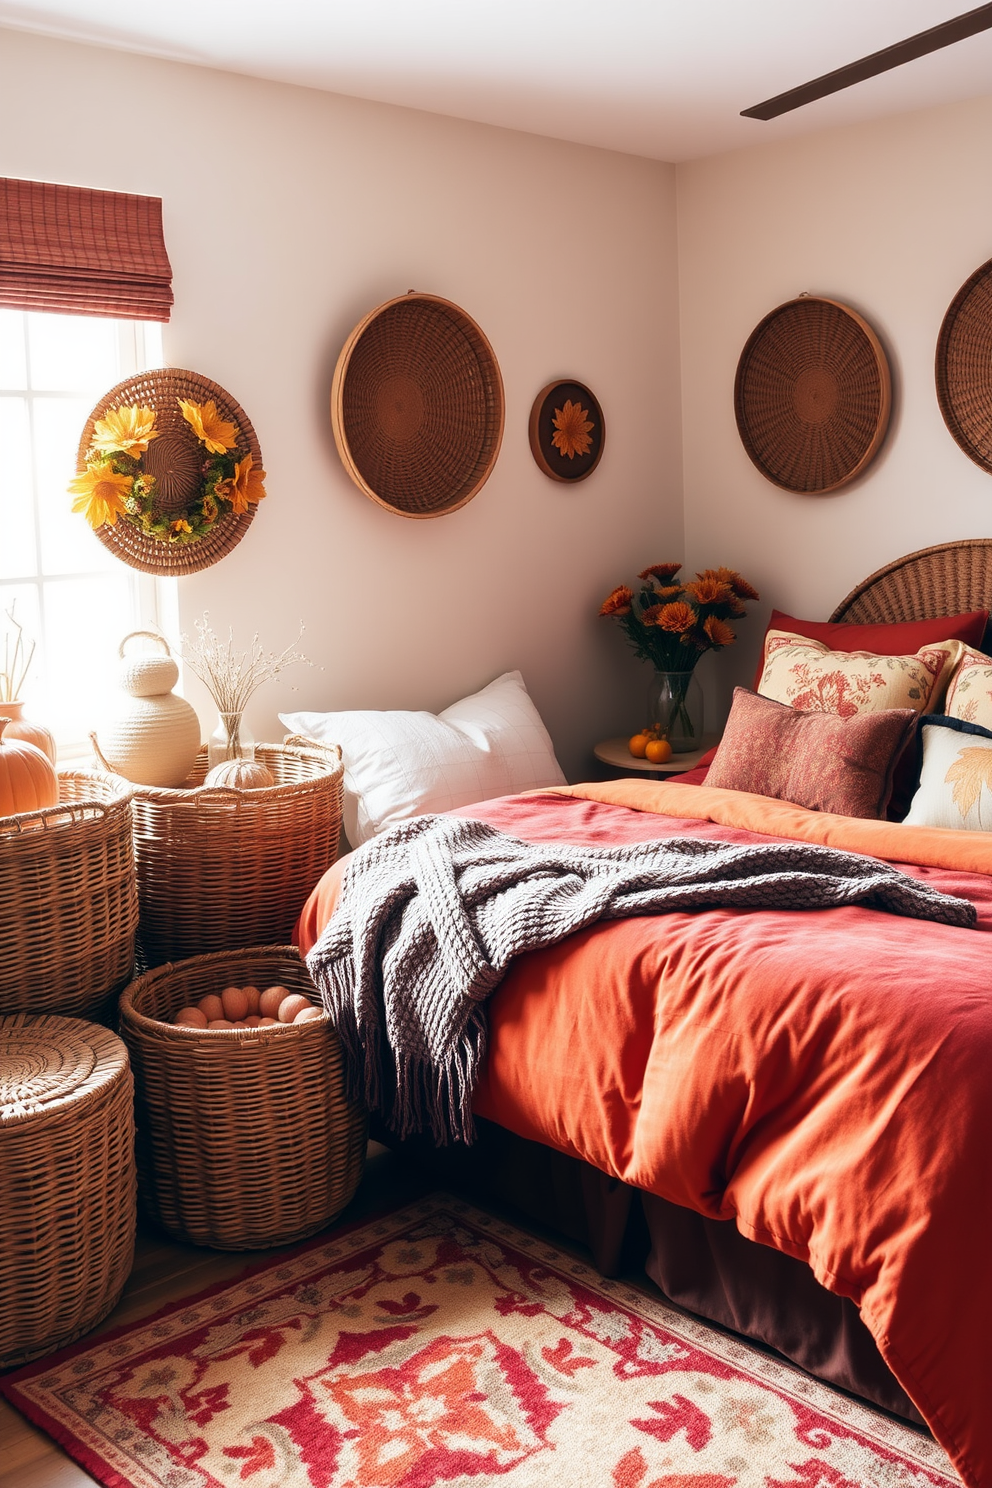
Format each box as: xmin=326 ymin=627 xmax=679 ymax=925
xmin=69 ymin=399 xmax=266 ymax=545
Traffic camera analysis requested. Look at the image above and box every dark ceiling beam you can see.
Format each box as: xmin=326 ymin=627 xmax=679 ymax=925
xmin=742 ymin=3 xmax=992 ymax=120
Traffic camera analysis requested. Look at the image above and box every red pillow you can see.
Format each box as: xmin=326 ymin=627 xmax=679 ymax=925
xmin=705 ymin=688 xmax=916 ymax=818
xmin=752 ymin=608 xmax=988 ymax=688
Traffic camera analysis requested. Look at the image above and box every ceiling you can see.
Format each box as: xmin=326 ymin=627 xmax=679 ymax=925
xmin=2 ymin=0 xmax=991 ymax=162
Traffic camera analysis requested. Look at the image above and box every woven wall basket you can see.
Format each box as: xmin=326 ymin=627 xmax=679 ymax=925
xmin=734 ymin=296 xmax=891 ymax=494
xmin=76 ymin=367 xmax=263 ymax=575
xmin=936 ymin=257 xmax=992 ymax=474
xmin=331 ymin=292 xmax=505 ymax=518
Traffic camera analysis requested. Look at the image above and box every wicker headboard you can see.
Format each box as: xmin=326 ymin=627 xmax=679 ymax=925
xmin=830 ymin=539 xmax=992 ymax=627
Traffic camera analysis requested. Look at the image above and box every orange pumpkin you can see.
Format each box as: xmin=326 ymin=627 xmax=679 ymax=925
xmin=0 ymin=717 xmax=59 ymax=816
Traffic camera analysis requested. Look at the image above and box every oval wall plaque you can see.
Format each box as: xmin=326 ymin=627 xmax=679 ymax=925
xmin=529 ymin=379 xmax=605 ymax=483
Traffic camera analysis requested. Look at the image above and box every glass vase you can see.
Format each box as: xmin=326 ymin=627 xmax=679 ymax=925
xmin=207 ymin=711 xmax=255 ymax=768
xmin=646 ymin=670 xmax=704 ymax=754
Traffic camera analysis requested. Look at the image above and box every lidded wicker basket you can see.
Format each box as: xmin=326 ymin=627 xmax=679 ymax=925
xmin=0 ymin=1013 xmax=136 ymax=1366
xmin=119 ymin=947 xmax=367 ymax=1249
xmin=0 ymin=771 xmax=137 ymax=1019
xmin=126 ymin=738 xmax=343 ymax=967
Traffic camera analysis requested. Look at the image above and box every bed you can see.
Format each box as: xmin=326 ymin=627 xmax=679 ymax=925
xmin=295 ymin=540 xmax=992 ymax=1488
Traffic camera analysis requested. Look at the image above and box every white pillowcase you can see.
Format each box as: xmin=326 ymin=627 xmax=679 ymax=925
xmin=280 ymin=670 xmax=566 ymax=846
xmin=904 ymin=717 xmax=992 ymax=832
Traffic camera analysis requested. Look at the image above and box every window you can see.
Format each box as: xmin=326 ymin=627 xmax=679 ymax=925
xmin=0 ymin=308 xmax=176 ymax=755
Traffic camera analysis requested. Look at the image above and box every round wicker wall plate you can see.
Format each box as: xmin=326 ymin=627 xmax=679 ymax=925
xmin=529 ymin=379 xmax=605 ymax=483
xmin=331 ymin=292 xmax=504 ymax=519
xmin=76 ymin=368 xmax=262 ymax=576
xmin=734 ymin=296 xmax=891 ymax=495
xmin=936 ymin=257 xmax=992 ymax=473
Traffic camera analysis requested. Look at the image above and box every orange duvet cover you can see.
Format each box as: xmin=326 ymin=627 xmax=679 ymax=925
xmin=296 ymin=780 xmax=992 ymax=1487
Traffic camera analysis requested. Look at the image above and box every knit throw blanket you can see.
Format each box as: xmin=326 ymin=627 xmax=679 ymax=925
xmin=306 ymin=813 xmax=976 ymax=1145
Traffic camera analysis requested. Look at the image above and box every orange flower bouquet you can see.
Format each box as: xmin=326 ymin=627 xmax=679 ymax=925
xmin=599 ymin=562 xmax=760 ymax=746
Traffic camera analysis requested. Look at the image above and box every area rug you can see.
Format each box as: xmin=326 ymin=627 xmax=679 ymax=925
xmin=1 ymin=1194 xmax=957 ymax=1488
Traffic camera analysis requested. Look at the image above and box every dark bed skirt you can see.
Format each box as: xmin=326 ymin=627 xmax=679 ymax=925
xmin=387 ymin=1116 xmax=925 ymax=1429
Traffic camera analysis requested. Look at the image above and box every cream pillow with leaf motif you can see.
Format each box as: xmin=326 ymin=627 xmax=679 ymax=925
xmin=904 ymin=717 xmax=992 ymax=831
xmin=758 ymin=631 xmax=965 ymax=717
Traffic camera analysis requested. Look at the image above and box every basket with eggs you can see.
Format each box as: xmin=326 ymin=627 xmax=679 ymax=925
xmin=174 ymin=981 xmax=324 ymax=1030
xmin=119 ymin=945 xmax=367 ymax=1249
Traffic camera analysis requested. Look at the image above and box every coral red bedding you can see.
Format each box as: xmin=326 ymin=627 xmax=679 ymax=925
xmin=296 ymin=780 xmax=992 ymax=1488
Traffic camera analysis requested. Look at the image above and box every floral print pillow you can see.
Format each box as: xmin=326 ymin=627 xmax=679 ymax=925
xmin=758 ymin=631 xmax=964 ymax=717
xmin=943 ymin=647 xmax=992 ymax=730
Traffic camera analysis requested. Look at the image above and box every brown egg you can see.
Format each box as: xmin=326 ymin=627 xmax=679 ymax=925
xmin=244 ymin=1016 xmax=261 ymax=1028
xmin=175 ymin=1006 xmax=208 ymax=1028
xmin=207 ymin=1018 xmax=235 ymax=1029
xmin=294 ymin=1006 xmax=324 ymax=1025
xmin=278 ymin=993 xmax=312 ymax=1024
xmin=259 ymin=985 xmax=289 ymax=1019
xmin=221 ymin=985 xmax=249 ymax=1021
xmin=198 ymin=994 xmax=225 ymax=1022
xmin=242 ymin=985 xmax=261 ymax=1015
xmin=258 ymin=1016 xmax=279 ymax=1027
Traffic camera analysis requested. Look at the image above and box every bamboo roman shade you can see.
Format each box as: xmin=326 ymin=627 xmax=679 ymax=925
xmin=0 ymin=177 xmax=173 ymax=321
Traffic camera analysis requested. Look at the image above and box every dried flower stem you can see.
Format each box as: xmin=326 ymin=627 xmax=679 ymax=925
xmin=181 ymin=616 xmax=310 ymax=716
xmin=1 ymin=604 xmax=36 ymax=704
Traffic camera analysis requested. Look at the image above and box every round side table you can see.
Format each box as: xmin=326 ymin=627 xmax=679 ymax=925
xmin=593 ymin=735 xmax=719 ymax=777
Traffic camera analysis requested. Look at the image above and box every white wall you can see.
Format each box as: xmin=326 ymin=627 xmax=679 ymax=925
xmin=678 ymin=94 xmax=992 ymax=724
xmin=0 ymin=28 xmax=683 ymax=779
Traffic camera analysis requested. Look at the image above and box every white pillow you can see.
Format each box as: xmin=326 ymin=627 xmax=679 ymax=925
xmin=904 ymin=716 xmax=992 ymax=831
xmin=280 ymin=670 xmax=566 ymax=846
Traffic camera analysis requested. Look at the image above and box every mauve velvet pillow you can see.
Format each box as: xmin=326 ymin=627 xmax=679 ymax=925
xmin=705 ymin=688 xmax=917 ymax=818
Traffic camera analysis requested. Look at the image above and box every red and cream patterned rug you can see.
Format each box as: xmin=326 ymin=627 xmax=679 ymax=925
xmin=1 ymin=1195 xmax=957 ymax=1488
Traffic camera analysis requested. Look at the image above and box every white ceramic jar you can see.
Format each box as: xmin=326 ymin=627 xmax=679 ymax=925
xmin=92 ymin=632 xmax=201 ymax=787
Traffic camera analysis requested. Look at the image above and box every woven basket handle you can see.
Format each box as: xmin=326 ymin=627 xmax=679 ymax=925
xmin=193 ymin=786 xmax=246 ymax=811
xmin=283 ymin=734 xmax=343 ymax=764
xmin=119 ymin=630 xmax=171 ymax=660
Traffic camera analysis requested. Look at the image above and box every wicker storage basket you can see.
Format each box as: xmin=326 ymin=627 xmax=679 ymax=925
xmin=0 ymin=1013 xmax=136 ymax=1367
xmin=128 ymin=738 xmax=343 ymax=967
xmin=0 ymin=771 xmax=137 ymax=1019
xmin=119 ymin=946 xmax=367 ymax=1249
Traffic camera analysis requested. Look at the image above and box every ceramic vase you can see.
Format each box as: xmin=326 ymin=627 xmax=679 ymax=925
xmin=0 ymin=700 xmax=56 ymax=764
xmin=91 ymin=632 xmax=201 ymax=788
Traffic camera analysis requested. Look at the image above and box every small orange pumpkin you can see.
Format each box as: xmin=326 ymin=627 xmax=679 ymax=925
xmin=0 ymin=717 xmax=59 ymax=816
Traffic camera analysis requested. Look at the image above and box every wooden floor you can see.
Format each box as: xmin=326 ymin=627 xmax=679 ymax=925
xmin=0 ymin=1144 xmax=430 ymax=1488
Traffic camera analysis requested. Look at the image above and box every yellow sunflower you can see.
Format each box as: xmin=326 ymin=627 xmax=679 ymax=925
xmin=90 ymin=404 xmax=158 ymax=459
xmin=69 ymin=465 xmax=133 ymax=529
xmin=551 ymin=400 xmax=594 ymax=460
xmin=216 ymin=454 xmax=266 ymax=514
xmin=178 ymin=398 xmax=238 ymax=454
